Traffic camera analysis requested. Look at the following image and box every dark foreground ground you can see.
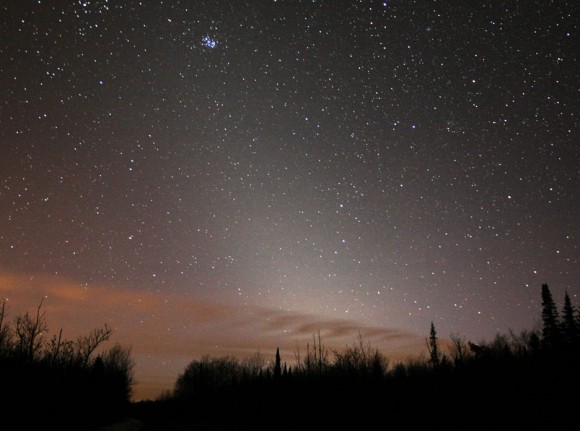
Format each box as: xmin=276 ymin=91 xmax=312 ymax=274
xmin=90 ymin=351 xmax=580 ymax=431
xmin=118 ymin=374 xmax=576 ymax=429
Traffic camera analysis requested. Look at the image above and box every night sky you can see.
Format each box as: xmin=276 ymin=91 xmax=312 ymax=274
xmin=1 ymin=0 xmax=578 ymax=400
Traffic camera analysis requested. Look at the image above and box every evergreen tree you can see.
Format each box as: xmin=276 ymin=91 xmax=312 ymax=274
xmin=427 ymin=321 xmax=440 ymax=367
xmin=561 ymin=291 xmax=579 ymax=348
xmin=274 ymin=347 xmax=281 ymax=379
xmin=541 ymin=283 xmax=561 ymax=349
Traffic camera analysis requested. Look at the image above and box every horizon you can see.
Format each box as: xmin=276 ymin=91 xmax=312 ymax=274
xmin=0 ymin=271 xmax=557 ymax=401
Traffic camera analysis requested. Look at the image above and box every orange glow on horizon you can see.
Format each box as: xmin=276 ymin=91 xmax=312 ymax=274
xmin=0 ymin=270 xmax=427 ymax=401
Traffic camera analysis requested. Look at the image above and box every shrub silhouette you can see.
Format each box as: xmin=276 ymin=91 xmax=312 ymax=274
xmin=0 ymin=299 xmax=134 ymax=430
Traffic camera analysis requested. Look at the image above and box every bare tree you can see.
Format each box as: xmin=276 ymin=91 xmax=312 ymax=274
xmin=449 ymin=332 xmax=470 ymax=365
xmin=332 ymin=332 xmax=388 ymax=377
xmin=45 ymin=327 xmax=65 ymax=364
xmin=241 ymin=351 xmax=265 ymax=377
xmin=76 ymin=324 xmax=112 ymax=366
xmin=304 ymin=330 xmax=328 ymax=375
xmin=15 ymin=298 xmax=48 ymax=361
xmin=293 ymin=344 xmax=302 ymax=373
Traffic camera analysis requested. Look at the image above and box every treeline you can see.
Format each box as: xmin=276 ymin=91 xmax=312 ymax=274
xmin=0 ymin=299 xmax=134 ymax=430
xmin=3 ymin=284 xmax=578 ymax=430
xmin=134 ymin=283 xmax=580 ymax=430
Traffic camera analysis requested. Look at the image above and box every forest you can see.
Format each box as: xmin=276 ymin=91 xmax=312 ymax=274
xmin=1 ymin=283 xmax=579 ymax=430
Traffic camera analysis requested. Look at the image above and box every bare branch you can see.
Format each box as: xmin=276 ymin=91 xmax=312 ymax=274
xmin=15 ymin=298 xmax=48 ymax=361
xmin=76 ymin=324 xmax=113 ymax=366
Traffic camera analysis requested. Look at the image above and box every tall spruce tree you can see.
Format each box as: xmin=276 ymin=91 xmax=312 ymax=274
xmin=561 ymin=291 xmax=578 ymax=348
xmin=274 ymin=347 xmax=281 ymax=379
xmin=541 ymin=283 xmax=561 ymax=349
xmin=427 ymin=321 xmax=440 ymax=367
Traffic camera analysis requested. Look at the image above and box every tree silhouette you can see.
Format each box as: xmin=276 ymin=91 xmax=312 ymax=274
xmin=0 ymin=299 xmax=134 ymax=429
xmin=427 ymin=321 xmax=440 ymax=367
xmin=561 ymin=291 xmax=579 ymax=349
xmin=77 ymin=324 xmax=113 ymax=366
xmin=0 ymin=299 xmax=10 ymax=353
xmin=14 ymin=299 xmax=48 ymax=361
xmin=541 ymin=283 xmax=561 ymax=348
xmin=274 ymin=347 xmax=282 ymax=379
xmin=145 ymin=283 xmax=580 ymax=430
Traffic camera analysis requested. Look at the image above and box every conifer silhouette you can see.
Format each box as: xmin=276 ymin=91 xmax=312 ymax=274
xmin=274 ymin=347 xmax=282 ymax=379
xmin=427 ymin=321 xmax=440 ymax=367
xmin=541 ymin=283 xmax=561 ymax=348
xmin=561 ymin=291 xmax=579 ymax=348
